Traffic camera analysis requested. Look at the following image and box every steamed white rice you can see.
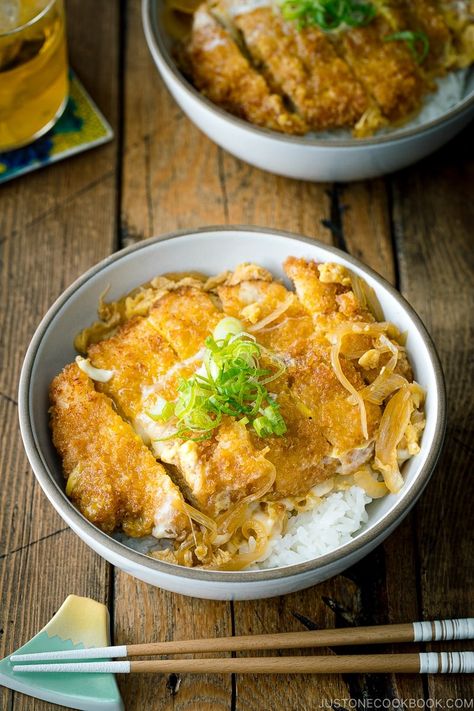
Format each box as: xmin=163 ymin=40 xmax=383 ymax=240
xmin=252 ymin=486 xmax=372 ymax=569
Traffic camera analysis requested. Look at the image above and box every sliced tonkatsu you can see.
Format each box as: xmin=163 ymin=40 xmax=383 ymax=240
xmin=226 ymin=4 xmax=373 ymax=130
xmin=181 ymin=0 xmax=473 ymax=135
xmin=82 ymin=286 xmax=278 ymax=519
xmin=186 ymin=6 xmax=307 ymax=133
xmin=50 ymin=364 xmax=189 ymax=539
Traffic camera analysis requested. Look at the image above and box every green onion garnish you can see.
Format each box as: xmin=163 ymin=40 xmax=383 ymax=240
xmin=280 ymin=0 xmax=376 ymax=31
xmin=384 ymin=30 xmax=430 ymax=64
xmin=148 ymin=319 xmax=287 ymax=441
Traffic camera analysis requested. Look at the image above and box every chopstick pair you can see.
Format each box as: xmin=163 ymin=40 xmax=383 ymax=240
xmin=11 ymin=618 xmax=474 ymax=675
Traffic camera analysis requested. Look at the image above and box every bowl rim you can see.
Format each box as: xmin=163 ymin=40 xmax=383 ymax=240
xmin=142 ymin=0 xmax=474 ymax=150
xmin=19 ymin=226 xmax=447 ymax=583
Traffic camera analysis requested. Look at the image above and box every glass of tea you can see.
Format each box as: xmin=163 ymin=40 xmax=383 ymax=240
xmin=0 ymin=0 xmax=68 ymax=151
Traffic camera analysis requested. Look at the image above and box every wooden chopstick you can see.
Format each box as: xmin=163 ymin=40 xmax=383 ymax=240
xmin=12 ymin=652 xmax=474 ymax=675
xmin=10 ymin=618 xmax=474 ymax=663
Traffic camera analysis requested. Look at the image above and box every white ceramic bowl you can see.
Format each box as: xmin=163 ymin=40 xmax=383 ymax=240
xmin=19 ymin=227 xmax=446 ymax=600
xmin=142 ymin=0 xmax=474 ymax=181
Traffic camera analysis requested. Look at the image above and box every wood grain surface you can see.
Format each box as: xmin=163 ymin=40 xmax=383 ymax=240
xmin=0 ymin=1 xmax=472 ymax=710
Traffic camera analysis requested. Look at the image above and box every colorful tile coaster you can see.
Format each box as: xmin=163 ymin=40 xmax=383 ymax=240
xmin=0 ymin=595 xmax=124 ymax=710
xmin=0 ymin=70 xmax=113 ymax=184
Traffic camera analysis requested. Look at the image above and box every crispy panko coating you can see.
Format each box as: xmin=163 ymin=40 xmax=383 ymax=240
xmin=283 ymin=256 xmax=374 ymax=334
xmin=232 ymin=6 xmax=371 ymax=130
xmin=287 ymin=342 xmax=381 ymax=455
xmin=218 ymin=264 xmax=381 ymax=467
xmin=335 ymin=15 xmax=426 ymax=121
xmin=295 ymin=24 xmax=372 ymax=126
xmin=217 ymin=264 xmax=313 ymax=355
xmin=50 ymin=364 xmax=189 ymax=539
xmin=89 ymin=287 xmax=220 ymax=414
xmin=251 ymin=389 xmax=336 ymax=498
xmin=284 ymin=256 xmax=383 ymax=368
xmin=148 ymin=285 xmax=222 ymax=359
xmin=182 ymin=0 xmax=473 ymax=135
xmin=186 ymin=7 xmax=307 ymax=134
xmin=162 ymin=419 xmax=277 ymax=516
xmin=88 ymin=315 xmax=178 ymax=419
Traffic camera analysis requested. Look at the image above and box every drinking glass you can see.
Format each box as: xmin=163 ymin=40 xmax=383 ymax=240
xmin=0 ymin=0 xmax=68 ymax=151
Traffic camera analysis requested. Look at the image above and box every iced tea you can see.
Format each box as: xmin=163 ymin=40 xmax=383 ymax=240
xmin=0 ymin=0 xmax=68 ymax=151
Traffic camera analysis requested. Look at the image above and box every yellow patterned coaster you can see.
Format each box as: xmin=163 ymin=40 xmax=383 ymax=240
xmin=0 ymin=70 xmax=113 ymax=184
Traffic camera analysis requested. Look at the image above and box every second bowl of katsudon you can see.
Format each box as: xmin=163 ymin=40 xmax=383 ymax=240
xmin=143 ymin=0 xmax=474 ymax=180
xmin=19 ymin=228 xmax=446 ymax=600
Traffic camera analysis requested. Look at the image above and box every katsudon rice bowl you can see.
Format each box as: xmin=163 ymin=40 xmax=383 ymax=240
xmin=143 ymin=0 xmax=474 ymax=180
xmin=19 ymin=228 xmax=446 ymax=600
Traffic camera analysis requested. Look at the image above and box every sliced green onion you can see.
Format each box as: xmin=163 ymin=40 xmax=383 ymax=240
xmin=344 ymin=2 xmax=375 ymax=26
xmin=253 ymin=404 xmax=287 ymax=438
xmin=280 ymin=0 xmax=376 ymax=31
xmin=148 ymin=329 xmax=287 ymax=440
xmin=384 ymin=30 xmax=430 ymax=64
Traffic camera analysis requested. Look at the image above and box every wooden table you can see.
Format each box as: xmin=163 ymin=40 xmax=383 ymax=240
xmin=1 ymin=1 xmax=473 ymax=709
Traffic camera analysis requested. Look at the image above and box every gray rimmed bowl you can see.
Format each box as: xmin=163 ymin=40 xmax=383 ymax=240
xmin=19 ymin=227 xmax=446 ymax=600
xmin=142 ymin=0 xmax=474 ymax=181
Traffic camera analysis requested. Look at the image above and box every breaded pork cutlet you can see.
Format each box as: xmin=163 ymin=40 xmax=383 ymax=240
xmin=282 ymin=343 xmax=382 ymax=457
xmin=216 ymin=268 xmax=342 ymax=494
xmin=282 ymin=256 xmax=415 ymax=448
xmin=294 ymin=23 xmax=375 ymax=128
xmin=334 ymin=14 xmax=426 ymax=122
xmin=218 ymin=262 xmax=381 ymax=474
xmin=88 ymin=315 xmax=179 ymax=420
xmin=186 ymin=6 xmax=306 ymax=134
xmin=88 ymin=284 xmax=221 ymax=420
xmin=228 ymin=5 xmax=372 ymax=130
xmin=84 ymin=285 xmax=278 ymax=519
xmin=184 ymin=0 xmax=473 ymax=135
xmin=216 ymin=263 xmax=313 ymax=355
xmin=50 ymin=258 xmax=426 ymax=569
xmin=283 ymin=256 xmax=374 ymax=334
xmin=49 ymin=364 xmax=189 ymax=539
xmin=147 ymin=285 xmax=222 ymax=359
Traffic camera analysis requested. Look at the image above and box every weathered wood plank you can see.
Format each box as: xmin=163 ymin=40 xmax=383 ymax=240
xmin=390 ymin=127 xmax=474 ymax=704
xmin=114 ymin=579 xmax=233 ymax=711
xmin=218 ymin=151 xmax=331 ymax=237
xmin=340 ymin=180 xmax=395 ymax=284
xmin=0 ymin=1 xmax=120 ymax=708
